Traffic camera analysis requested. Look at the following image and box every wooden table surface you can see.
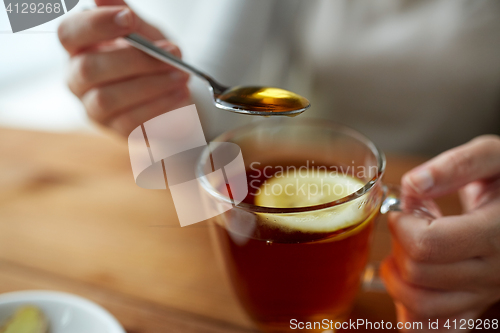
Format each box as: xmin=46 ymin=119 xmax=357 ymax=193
xmin=0 ymin=127 xmax=498 ymax=332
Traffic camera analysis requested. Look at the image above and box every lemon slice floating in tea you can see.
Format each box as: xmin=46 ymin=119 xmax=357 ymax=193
xmin=254 ymin=170 xmax=367 ymax=233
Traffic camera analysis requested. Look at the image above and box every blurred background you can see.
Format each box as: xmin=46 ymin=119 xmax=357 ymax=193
xmin=0 ymin=0 xmax=88 ymax=132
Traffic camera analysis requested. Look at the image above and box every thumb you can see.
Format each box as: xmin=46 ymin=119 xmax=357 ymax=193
xmin=402 ymin=135 xmax=500 ymax=198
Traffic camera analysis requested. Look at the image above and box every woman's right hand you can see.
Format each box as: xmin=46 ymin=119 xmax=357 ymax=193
xmin=58 ymin=0 xmax=190 ymax=136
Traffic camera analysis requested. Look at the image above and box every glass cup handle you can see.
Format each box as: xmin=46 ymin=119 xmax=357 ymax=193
xmin=362 ymin=184 xmax=440 ymax=292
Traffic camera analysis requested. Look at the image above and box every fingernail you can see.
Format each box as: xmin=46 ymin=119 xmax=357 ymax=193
xmin=407 ymin=169 xmax=434 ymax=194
xmin=115 ymin=9 xmax=132 ymax=28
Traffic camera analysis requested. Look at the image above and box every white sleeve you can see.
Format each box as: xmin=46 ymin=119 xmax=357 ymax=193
xmin=179 ymin=0 xmax=280 ymax=139
xmin=180 ymin=0 xmax=276 ymax=85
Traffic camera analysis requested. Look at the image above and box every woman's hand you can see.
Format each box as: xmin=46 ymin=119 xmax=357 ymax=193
xmin=381 ymin=135 xmax=500 ymax=332
xmin=58 ymin=0 xmax=190 ymax=136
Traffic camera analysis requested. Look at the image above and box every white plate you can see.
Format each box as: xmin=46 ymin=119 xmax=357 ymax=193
xmin=0 ymin=290 xmax=125 ymax=333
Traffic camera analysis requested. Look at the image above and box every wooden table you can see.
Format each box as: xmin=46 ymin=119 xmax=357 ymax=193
xmin=0 ymin=127 xmax=498 ymax=332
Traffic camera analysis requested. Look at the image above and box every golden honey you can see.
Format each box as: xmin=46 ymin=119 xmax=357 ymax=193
xmin=216 ymin=86 xmax=310 ymax=114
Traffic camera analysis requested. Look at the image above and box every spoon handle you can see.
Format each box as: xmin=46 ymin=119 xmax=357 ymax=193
xmin=124 ymin=34 xmax=227 ymax=95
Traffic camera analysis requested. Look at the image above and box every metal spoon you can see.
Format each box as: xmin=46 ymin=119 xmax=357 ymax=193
xmin=124 ymin=33 xmax=311 ymax=116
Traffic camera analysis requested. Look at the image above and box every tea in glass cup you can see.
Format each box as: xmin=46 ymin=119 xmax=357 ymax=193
xmin=197 ymin=119 xmax=394 ymax=332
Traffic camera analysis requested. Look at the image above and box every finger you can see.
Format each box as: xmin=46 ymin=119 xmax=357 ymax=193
xmin=380 ymin=257 xmax=481 ymax=319
xmin=459 ymin=177 xmax=500 ymax=213
xmin=394 ymin=302 xmax=483 ymax=333
xmin=388 ymin=212 xmax=494 ymax=263
xmin=95 ymin=0 xmax=166 ymax=41
xmin=108 ymin=87 xmax=190 ymax=136
xmin=81 ymin=73 xmax=189 ymax=123
xmin=58 ymin=6 xmax=164 ymax=55
xmin=391 ymin=240 xmax=485 ymax=291
xmin=402 ymin=135 xmax=500 ymax=197
xmin=459 ymin=181 xmax=486 ymax=212
xmin=68 ymin=40 xmax=184 ymax=97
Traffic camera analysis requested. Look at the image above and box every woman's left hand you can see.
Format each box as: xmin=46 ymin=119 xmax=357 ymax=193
xmin=381 ymin=135 xmax=500 ymax=332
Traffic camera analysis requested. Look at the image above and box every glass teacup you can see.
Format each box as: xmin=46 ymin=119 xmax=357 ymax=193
xmin=197 ymin=118 xmax=434 ymax=332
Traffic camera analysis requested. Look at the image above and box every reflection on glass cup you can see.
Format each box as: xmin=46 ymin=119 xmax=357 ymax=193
xmin=197 ymin=118 xmax=430 ymax=332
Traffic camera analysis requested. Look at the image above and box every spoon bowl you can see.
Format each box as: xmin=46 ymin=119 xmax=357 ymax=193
xmin=215 ymin=86 xmax=310 ymax=116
